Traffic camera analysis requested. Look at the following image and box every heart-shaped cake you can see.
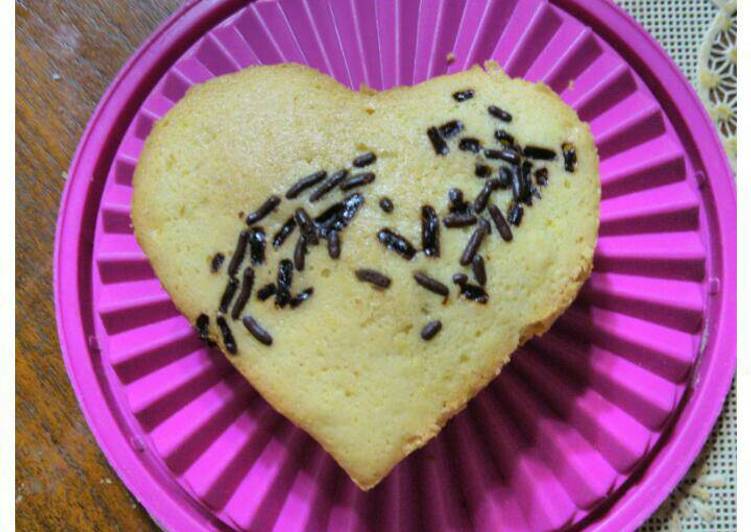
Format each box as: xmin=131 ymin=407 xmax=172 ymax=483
xmin=132 ymin=62 xmax=600 ymax=490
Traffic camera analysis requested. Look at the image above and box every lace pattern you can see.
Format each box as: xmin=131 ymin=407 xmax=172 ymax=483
xmin=697 ymin=0 xmax=737 ymax=171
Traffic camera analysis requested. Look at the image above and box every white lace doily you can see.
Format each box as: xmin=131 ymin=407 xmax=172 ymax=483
xmin=613 ymin=1 xmax=737 ymax=530
xmin=697 ymin=1 xmax=737 ymax=172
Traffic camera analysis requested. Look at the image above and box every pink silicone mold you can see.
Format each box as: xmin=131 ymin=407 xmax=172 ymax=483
xmin=55 ymin=0 xmax=736 ymax=530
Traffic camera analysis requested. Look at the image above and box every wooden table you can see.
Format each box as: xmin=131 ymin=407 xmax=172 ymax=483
xmin=16 ymin=2 xmax=181 ymax=528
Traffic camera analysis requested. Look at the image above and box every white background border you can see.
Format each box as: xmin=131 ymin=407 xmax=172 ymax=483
xmin=6 ymin=2 xmax=744 ymax=531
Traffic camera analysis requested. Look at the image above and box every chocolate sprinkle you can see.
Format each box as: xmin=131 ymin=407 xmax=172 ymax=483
xmin=294 ymin=236 xmax=307 ymax=271
xmin=562 ymin=143 xmax=577 ymax=172
xmin=443 ymin=212 xmax=478 ymax=228
xmin=439 ymin=120 xmax=464 ymax=139
xmin=508 ymin=203 xmax=524 ymax=226
xmin=377 ymin=229 xmax=417 ymax=260
xmin=379 ymin=197 xmax=394 ymax=213
xmin=294 ymin=208 xmax=319 ymax=245
xmin=290 ymin=287 xmax=314 ymax=308
xmin=340 ymin=171 xmax=375 ymax=191
xmin=217 ymin=315 xmax=237 ymax=354
xmin=355 ymin=268 xmax=391 ymax=289
xmin=228 ymin=230 xmax=249 ymax=277
xmin=242 ymin=315 xmax=273 ymax=346
xmin=487 ymin=178 xmax=503 ymax=191
xmin=210 ymin=253 xmax=225 ymax=273
xmin=473 ymin=181 xmax=495 ymax=213
xmin=248 ymin=228 xmax=266 ymax=265
xmin=460 ymin=219 xmax=490 ymax=266
xmin=257 ymin=283 xmax=276 ymax=301
xmin=353 ymin=152 xmax=377 ymax=168
xmin=499 ymin=166 xmax=513 ymax=188
xmin=452 ymin=274 xmax=488 ymax=303
xmin=452 ymin=273 xmax=468 ymax=285
xmin=488 ymin=204 xmax=513 ymax=242
xmin=495 ymin=129 xmax=515 ymax=145
xmin=421 ymin=205 xmax=440 ymax=258
xmin=245 ymin=195 xmax=281 ymax=225
xmin=475 ymin=164 xmax=491 ymax=178
xmin=452 ymin=89 xmax=475 ymax=102
xmin=286 ymin=170 xmax=327 ymax=199
xmin=275 ymin=259 xmax=293 ymax=308
xmin=448 ymin=188 xmax=469 ymax=213
xmin=534 ymin=167 xmax=549 ymax=186
xmin=314 ymin=193 xmax=364 ymax=235
xmin=497 ymin=148 xmax=521 ymax=165
xmin=195 ymin=314 xmax=210 ymax=343
xmin=472 ymin=255 xmax=487 ymax=286
xmin=310 ymin=169 xmax=348 ymax=202
xmin=427 ymin=126 xmax=449 ymax=155
xmin=488 ymin=105 xmax=512 ymax=122
xmin=521 ymin=161 xmax=534 ymax=205
xmin=483 ymin=148 xmax=506 ymax=160
xmin=231 ymin=268 xmax=255 ymax=320
xmin=523 ymin=146 xmax=557 ymax=160
xmin=327 ymin=230 xmax=341 ymax=259
xmin=413 ymin=271 xmax=449 ymax=297
xmin=459 ymin=137 xmax=481 ymax=153
xmin=219 ymin=277 xmax=239 ymax=313
xmin=459 ymin=282 xmax=489 ymax=304
xmin=421 ymin=320 xmax=443 ymax=340
xmin=511 ymin=164 xmax=529 ymax=204
xmin=272 ymin=217 xmax=297 ymax=249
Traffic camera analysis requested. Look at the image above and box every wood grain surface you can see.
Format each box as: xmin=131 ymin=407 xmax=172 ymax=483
xmin=16 ymin=1 xmax=181 ymax=529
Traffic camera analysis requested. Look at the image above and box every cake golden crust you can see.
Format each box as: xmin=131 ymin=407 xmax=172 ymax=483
xmin=132 ymin=62 xmax=600 ymax=490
